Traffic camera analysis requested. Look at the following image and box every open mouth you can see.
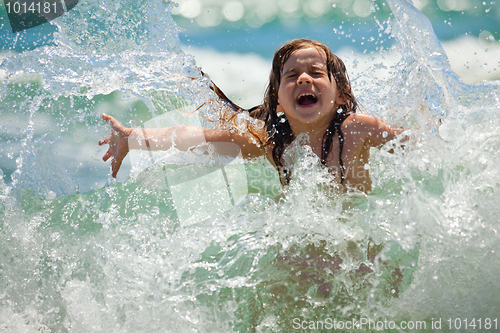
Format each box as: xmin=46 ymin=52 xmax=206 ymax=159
xmin=296 ymin=92 xmax=318 ymax=106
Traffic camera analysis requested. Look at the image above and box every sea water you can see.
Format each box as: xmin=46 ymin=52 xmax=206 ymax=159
xmin=0 ymin=0 xmax=500 ymax=332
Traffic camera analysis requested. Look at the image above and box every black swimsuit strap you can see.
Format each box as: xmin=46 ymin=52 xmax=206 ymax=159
xmin=336 ymin=123 xmax=345 ymax=182
xmin=320 ymin=116 xmax=347 ymax=184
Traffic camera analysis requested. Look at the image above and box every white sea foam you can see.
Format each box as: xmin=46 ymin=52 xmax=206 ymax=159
xmin=442 ymin=35 xmax=500 ymax=84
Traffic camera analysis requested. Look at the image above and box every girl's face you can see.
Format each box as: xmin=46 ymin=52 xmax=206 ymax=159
xmin=277 ymin=47 xmax=346 ymax=131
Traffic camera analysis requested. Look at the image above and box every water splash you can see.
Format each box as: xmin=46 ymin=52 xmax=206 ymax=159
xmin=0 ymin=0 xmax=500 ymax=331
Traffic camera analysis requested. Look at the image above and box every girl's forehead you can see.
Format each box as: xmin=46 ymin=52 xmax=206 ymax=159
xmin=282 ymin=47 xmax=327 ymax=71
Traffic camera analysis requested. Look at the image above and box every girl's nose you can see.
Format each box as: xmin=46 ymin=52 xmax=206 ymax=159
xmin=297 ymin=72 xmax=312 ymax=84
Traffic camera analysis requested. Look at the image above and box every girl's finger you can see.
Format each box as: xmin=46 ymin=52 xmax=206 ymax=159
xmin=107 ymin=115 xmax=123 ymax=131
xmin=98 ymin=136 xmax=110 ymax=145
xmin=103 ymin=114 xmax=122 ymax=131
xmin=111 ymin=158 xmax=122 ymax=178
xmin=102 ymin=150 xmax=112 ymax=161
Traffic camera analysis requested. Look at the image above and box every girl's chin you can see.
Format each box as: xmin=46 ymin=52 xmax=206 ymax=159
xmin=288 ymin=113 xmax=331 ymax=126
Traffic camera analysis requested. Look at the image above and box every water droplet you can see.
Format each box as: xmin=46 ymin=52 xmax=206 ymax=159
xmin=382 ymin=131 xmax=388 ymax=138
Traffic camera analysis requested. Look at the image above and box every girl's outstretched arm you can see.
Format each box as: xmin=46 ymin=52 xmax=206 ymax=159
xmin=99 ymin=114 xmax=264 ymax=178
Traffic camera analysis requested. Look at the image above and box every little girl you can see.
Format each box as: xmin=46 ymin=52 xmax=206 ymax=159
xmin=99 ymin=39 xmax=404 ymax=193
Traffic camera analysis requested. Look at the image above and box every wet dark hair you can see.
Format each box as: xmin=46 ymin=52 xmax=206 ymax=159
xmin=210 ymin=39 xmax=358 ymax=185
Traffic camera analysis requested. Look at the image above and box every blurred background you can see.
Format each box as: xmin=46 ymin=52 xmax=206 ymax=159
xmin=171 ymin=0 xmax=500 ymax=107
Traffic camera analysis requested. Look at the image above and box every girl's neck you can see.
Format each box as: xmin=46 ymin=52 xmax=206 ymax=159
xmin=288 ymin=118 xmax=332 ymax=145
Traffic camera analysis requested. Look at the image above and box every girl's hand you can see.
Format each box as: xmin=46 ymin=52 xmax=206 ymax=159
xmin=98 ymin=114 xmax=133 ymax=178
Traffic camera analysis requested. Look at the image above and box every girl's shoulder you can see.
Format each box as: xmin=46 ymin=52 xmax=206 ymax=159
xmin=342 ymin=113 xmax=404 ymax=148
xmin=341 ymin=113 xmax=382 ymax=129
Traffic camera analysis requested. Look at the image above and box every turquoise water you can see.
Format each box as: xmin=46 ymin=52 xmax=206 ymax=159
xmin=1 ymin=0 xmax=500 ymax=332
